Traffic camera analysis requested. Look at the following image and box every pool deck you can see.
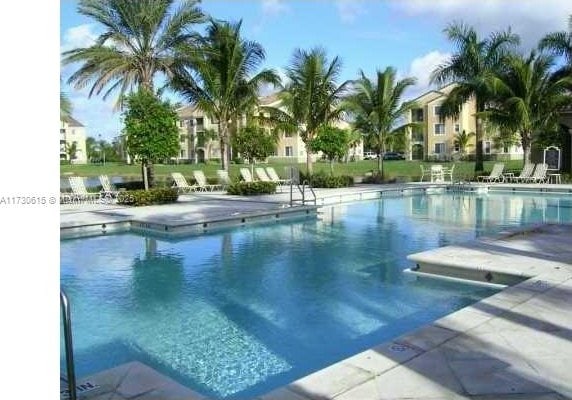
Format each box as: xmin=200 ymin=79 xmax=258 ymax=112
xmin=61 ymin=183 xmax=572 ymax=400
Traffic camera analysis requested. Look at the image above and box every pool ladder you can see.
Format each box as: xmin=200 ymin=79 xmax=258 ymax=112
xmin=61 ymin=289 xmax=78 ymax=400
xmin=289 ymin=180 xmax=316 ymax=206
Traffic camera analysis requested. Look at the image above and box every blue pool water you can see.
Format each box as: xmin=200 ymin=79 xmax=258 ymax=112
xmin=60 ymin=192 xmax=572 ymax=398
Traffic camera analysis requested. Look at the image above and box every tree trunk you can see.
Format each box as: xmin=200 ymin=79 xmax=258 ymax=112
xmin=522 ymin=132 xmax=532 ymax=165
xmin=218 ymin=122 xmax=226 ymax=171
xmin=330 ymin=158 xmax=334 ymax=175
xmin=142 ymin=161 xmax=149 ymax=190
xmin=306 ymin=147 xmax=313 ymax=175
xmin=475 ymin=103 xmax=484 ymax=173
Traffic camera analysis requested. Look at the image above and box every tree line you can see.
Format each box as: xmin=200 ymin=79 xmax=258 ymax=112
xmin=61 ymin=0 xmax=572 ymax=186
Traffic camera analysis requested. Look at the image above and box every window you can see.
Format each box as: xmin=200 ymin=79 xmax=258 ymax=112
xmin=60 ymin=128 xmax=66 ymax=133
xmin=434 ymin=123 xmax=445 ymax=135
xmin=196 ymin=117 xmax=204 ymax=126
xmin=503 ymin=146 xmax=509 ymax=153
xmin=285 ymin=146 xmax=293 ymax=156
xmin=434 ymin=143 xmax=445 ymax=154
xmin=179 ymin=120 xmax=185 ymax=127
xmin=411 ymin=108 xmax=424 ymax=122
xmin=180 ymin=136 xmax=186 ymax=143
xmin=180 ymin=149 xmax=186 ymax=158
xmin=454 ymin=123 xmax=460 ymax=133
xmin=454 ymin=143 xmax=460 ymax=152
xmin=433 ymin=105 xmax=442 ymax=117
xmin=284 ymin=132 xmax=293 ymax=138
xmin=484 ymin=141 xmax=491 ymax=154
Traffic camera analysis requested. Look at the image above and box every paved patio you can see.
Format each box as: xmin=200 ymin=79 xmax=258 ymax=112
xmin=60 ymin=183 xmax=572 ymax=400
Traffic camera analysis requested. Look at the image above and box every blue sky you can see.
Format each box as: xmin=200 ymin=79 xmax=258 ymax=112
xmin=60 ymin=0 xmax=572 ymax=142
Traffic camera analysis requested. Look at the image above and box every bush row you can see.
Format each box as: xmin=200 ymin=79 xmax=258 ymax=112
xmin=227 ymin=181 xmax=277 ymax=195
xmin=116 ymin=188 xmax=179 ymax=206
xmin=300 ymin=172 xmax=354 ymax=188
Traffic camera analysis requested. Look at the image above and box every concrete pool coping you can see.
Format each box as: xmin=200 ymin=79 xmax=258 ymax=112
xmin=60 ymin=184 xmax=572 ymax=399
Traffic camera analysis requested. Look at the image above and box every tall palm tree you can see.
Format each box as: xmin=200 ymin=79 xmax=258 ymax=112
xmin=344 ymin=67 xmax=417 ymax=177
xmin=263 ymin=48 xmax=350 ymax=174
xmin=431 ymin=22 xmax=520 ymax=172
xmin=170 ymin=20 xmax=280 ymax=171
xmin=539 ymin=15 xmax=572 ymax=79
xmin=62 ymin=0 xmax=206 ymax=109
xmin=481 ymin=51 xmax=572 ymax=164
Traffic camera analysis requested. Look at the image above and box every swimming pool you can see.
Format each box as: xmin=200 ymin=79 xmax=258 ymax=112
xmin=60 ymin=192 xmax=572 ymax=399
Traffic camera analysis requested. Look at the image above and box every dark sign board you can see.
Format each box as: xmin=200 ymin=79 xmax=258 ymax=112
xmin=544 ymin=146 xmax=561 ymax=170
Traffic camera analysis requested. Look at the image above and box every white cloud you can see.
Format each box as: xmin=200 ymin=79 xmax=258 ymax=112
xmin=400 ymin=50 xmax=452 ymax=100
xmin=261 ymin=0 xmax=289 ymax=17
xmin=61 ymin=23 xmax=99 ymax=53
xmin=336 ymin=0 xmax=366 ymax=24
xmin=391 ymin=0 xmax=570 ymax=49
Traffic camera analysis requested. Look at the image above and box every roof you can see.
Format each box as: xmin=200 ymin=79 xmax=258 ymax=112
xmin=62 ymin=116 xmax=84 ymax=127
xmin=259 ymin=93 xmax=281 ymax=106
xmin=408 ymin=83 xmax=458 ymax=105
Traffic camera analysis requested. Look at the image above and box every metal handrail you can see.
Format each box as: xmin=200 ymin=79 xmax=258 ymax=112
xmin=61 ymin=289 xmax=77 ymax=400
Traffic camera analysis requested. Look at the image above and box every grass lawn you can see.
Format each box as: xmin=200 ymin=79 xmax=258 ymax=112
xmin=60 ymin=159 xmax=525 ymax=183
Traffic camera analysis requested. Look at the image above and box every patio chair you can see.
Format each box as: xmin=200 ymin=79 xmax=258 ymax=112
xmin=255 ymin=167 xmax=272 ymax=182
xmin=419 ymin=165 xmax=429 ymax=182
xmin=512 ymin=163 xmax=535 ymax=183
xmin=193 ymin=170 xmax=221 ymax=192
xmin=266 ymin=166 xmax=291 ymax=186
xmin=430 ymin=165 xmax=444 ymax=183
xmin=171 ymin=172 xmax=196 ymax=193
xmin=68 ymin=176 xmax=94 ymax=200
xmin=477 ymin=163 xmax=504 ymax=183
xmin=99 ymin=175 xmax=120 ymax=198
xmin=443 ymin=164 xmax=455 ymax=183
xmin=240 ymin=168 xmax=255 ymax=183
xmin=216 ymin=170 xmax=232 ymax=190
xmin=528 ymin=163 xmax=548 ymax=183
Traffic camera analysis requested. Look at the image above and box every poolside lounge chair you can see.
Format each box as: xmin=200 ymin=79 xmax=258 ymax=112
xmin=443 ymin=164 xmax=455 ymax=183
xmin=477 ymin=163 xmax=504 ymax=183
xmin=266 ymin=166 xmax=291 ymax=186
xmin=68 ymin=176 xmax=94 ymax=200
xmin=255 ymin=167 xmax=272 ymax=182
xmin=193 ymin=170 xmax=221 ymax=192
xmin=99 ymin=175 xmax=120 ymax=198
xmin=528 ymin=163 xmax=548 ymax=183
xmin=240 ymin=168 xmax=255 ymax=183
xmin=216 ymin=170 xmax=231 ymax=190
xmin=430 ymin=165 xmax=444 ymax=183
xmin=419 ymin=165 xmax=429 ymax=182
xmin=171 ymin=172 xmax=196 ymax=193
xmin=512 ymin=163 xmax=534 ymax=183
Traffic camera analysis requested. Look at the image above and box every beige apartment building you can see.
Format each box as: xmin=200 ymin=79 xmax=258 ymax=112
xmin=407 ymin=83 xmax=522 ymax=161
xmin=175 ymin=94 xmax=363 ymax=164
xmin=60 ymin=116 xmax=87 ymax=164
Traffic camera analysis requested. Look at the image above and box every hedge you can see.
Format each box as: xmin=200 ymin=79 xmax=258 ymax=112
xmin=116 ymin=188 xmax=179 ymax=206
xmin=300 ymin=172 xmax=354 ymax=188
xmin=227 ymin=181 xmax=277 ymax=195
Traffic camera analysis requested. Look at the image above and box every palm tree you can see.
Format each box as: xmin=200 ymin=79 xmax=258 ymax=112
xmin=481 ymin=51 xmax=572 ymax=164
xmin=62 ymin=0 xmax=206 ymax=109
xmin=431 ymin=22 xmax=520 ymax=172
xmin=453 ymin=130 xmax=475 ymax=158
xmin=344 ymin=67 xmax=417 ymax=177
xmin=60 ymin=91 xmax=72 ymax=120
xmin=539 ymin=15 xmax=572 ymax=79
xmin=170 ymin=20 xmax=280 ymax=171
xmin=263 ymin=48 xmax=350 ymax=174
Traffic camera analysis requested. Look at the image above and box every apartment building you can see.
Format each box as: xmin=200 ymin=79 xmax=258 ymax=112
xmin=407 ymin=83 xmax=522 ymax=161
xmin=175 ymin=94 xmax=363 ymax=164
xmin=60 ymin=116 xmax=87 ymax=164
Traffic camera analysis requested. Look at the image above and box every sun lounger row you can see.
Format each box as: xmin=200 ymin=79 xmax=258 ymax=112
xmin=477 ymin=162 xmax=550 ymax=183
xmin=64 ymin=175 xmax=122 ymax=201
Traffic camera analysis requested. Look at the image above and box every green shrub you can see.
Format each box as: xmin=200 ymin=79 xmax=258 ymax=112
xmin=300 ymin=171 xmax=354 ymax=188
xmin=227 ymin=181 xmax=277 ymax=195
xmin=116 ymin=188 xmax=179 ymax=206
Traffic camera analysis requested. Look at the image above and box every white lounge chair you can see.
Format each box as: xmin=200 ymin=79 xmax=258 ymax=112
xmin=266 ymin=167 xmax=290 ymax=185
xmin=512 ymin=163 xmax=534 ymax=183
xmin=193 ymin=170 xmax=221 ymax=192
xmin=68 ymin=176 xmax=94 ymax=200
xmin=216 ymin=170 xmax=231 ymax=190
xmin=419 ymin=165 xmax=429 ymax=182
xmin=240 ymin=168 xmax=255 ymax=183
xmin=443 ymin=164 xmax=455 ymax=183
xmin=528 ymin=163 xmax=548 ymax=183
xmin=255 ymin=167 xmax=272 ymax=182
xmin=477 ymin=163 xmax=504 ymax=183
xmin=430 ymin=165 xmax=444 ymax=182
xmin=171 ymin=172 xmax=196 ymax=193
xmin=99 ymin=175 xmax=119 ymax=198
